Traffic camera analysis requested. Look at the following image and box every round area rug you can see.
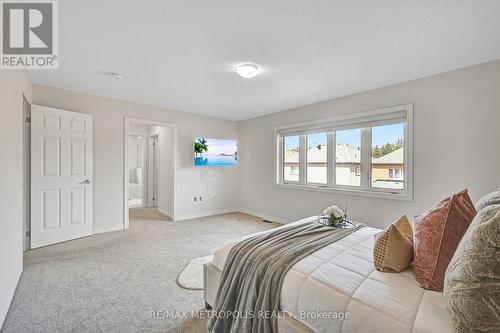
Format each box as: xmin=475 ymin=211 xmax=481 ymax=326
xmin=177 ymin=255 xmax=214 ymax=290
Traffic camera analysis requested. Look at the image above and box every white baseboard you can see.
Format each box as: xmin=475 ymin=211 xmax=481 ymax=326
xmin=157 ymin=208 xmax=172 ymax=219
xmin=174 ymin=208 xmax=291 ymax=224
xmin=238 ymin=208 xmax=291 ymax=224
xmin=128 ymin=204 xmax=142 ymax=208
xmin=175 ymin=208 xmax=238 ymax=222
xmin=93 ymin=225 xmax=124 ymax=234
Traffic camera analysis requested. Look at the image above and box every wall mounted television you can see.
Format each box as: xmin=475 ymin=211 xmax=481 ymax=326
xmin=194 ymin=138 xmax=238 ymax=166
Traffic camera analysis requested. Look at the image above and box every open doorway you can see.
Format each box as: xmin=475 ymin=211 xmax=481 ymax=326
xmin=124 ymin=118 xmax=177 ymax=227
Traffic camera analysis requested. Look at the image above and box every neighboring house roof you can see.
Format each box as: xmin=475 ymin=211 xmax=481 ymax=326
xmin=372 ymin=147 xmax=403 ymax=164
xmin=285 ymin=144 xmax=361 ymax=164
xmin=284 ymin=145 xmax=403 ymax=165
xmin=306 ymin=144 xmax=328 ymax=163
xmin=284 ymin=150 xmax=299 ymax=163
xmin=335 ymin=144 xmax=360 ymax=163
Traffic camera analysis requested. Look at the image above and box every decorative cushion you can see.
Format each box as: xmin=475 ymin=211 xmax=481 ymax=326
xmin=444 ymin=205 xmax=500 ymax=333
xmin=413 ymin=189 xmax=477 ymax=291
xmin=475 ymin=187 xmax=500 ymax=211
xmin=373 ymin=215 xmax=413 ymax=272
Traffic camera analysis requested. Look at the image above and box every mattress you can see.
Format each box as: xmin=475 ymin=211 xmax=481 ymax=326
xmin=212 ymin=217 xmax=453 ymax=333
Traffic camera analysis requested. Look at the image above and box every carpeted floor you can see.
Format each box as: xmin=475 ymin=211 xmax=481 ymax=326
xmin=129 ymin=208 xmax=171 ymax=221
xmin=2 ymin=211 xmax=277 ymax=333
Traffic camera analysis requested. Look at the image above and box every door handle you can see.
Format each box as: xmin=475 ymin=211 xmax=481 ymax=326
xmin=80 ymin=179 xmax=92 ymax=184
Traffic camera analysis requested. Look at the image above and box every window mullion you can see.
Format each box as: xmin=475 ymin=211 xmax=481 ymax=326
xmin=327 ymin=131 xmax=335 ymax=187
xmin=278 ymin=136 xmax=284 ymax=183
xmin=360 ymin=127 xmax=371 ymax=190
xmin=299 ymin=134 xmax=307 ymax=183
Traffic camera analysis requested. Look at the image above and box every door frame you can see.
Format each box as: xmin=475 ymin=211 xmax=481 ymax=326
xmin=149 ymin=134 xmax=159 ymax=208
xmin=123 ymin=117 xmax=178 ymax=228
xmin=22 ymin=96 xmax=31 ymax=250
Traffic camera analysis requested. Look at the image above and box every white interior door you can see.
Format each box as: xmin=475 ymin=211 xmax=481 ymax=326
xmin=31 ymin=105 xmax=93 ymax=248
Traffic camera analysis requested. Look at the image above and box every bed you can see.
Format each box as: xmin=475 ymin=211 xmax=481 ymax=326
xmin=203 ymin=217 xmax=454 ymax=333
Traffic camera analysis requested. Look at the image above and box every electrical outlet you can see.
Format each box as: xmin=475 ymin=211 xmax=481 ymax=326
xmin=199 ymin=196 xmax=203 ymax=201
xmin=194 ymin=197 xmax=197 ymax=202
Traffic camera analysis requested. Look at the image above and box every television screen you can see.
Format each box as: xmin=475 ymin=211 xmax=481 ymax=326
xmin=194 ymin=138 xmax=238 ymax=166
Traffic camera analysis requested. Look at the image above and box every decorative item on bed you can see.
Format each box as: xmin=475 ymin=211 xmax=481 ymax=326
xmin=207 ymin=216 xmax=364 ymax=333
xmin=413 ymin=189 xmax=476 ymax=291
xmin=373 ymin=215 xmax=414 ymax=272
xmin=444 ymin=204 xmax=500 ymax=333
xmin=318 ymin=205 xmax=355 ymax=228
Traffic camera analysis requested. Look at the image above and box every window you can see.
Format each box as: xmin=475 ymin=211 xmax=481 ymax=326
xmin=275 ymin=104 xmax=413 ymax=201
xmin=335 ymin=128 xmax=361 ymax=187
xmin=372 ymin=123 xmax=404 ymax=190
xmin=307 ymin=132 xmax=327 ymax=184
xmin=283 ymin=135 xmax=300 ymax=182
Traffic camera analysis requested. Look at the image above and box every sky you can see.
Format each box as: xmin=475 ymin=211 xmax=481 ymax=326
xmin=284 ymin=123 xmax=404 ymax=149
xmin=196 ymin=138 xmax=237 ymax=155
xmin=371 ymin=123 xmax=404 ymax=147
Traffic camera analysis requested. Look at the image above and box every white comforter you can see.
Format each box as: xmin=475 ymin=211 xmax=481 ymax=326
xmin=212 ymin=217 xmax=453 ymax=333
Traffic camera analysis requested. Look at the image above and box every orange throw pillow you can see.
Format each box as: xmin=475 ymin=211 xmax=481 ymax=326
xmin=413 ymin=189 xmax=476 ymax=291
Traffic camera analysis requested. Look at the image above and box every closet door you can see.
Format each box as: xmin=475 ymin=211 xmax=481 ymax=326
xmin=31 ymin=105 xmax=93 ymax=248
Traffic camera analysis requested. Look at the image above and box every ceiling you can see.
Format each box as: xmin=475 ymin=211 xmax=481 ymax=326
xmin=29 ymin=0 xmax=500 ymax=121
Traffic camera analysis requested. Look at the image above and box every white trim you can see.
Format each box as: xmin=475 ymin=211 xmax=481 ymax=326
xmin=175 ymin=208 xmax=239 ymax=221
xmin=327 ymin=131 xmax=334 ymax=186
xmin=274 ymin=104 xmax=413 ymax=201
xmin=158 ymin=208 xmax=172 ymax=219
xmin=238 ymin=209 xmax=291 ymax=224
xmin=360 ymin=127 xmax=371 ymax=190
xmin=275 ymin=104 xmax=408 ymax=134
xmin=124 ymin=117 xmax=178 ymax=229
xmin=149 ymin=134 xmax=159 ymax=208
xmin=22 ymin=96 xmax=31 ymax=251
xmin=274 ymin=183 xmax=411 ymax=201
xmin=298 ymin=134 xmax=306 ymax=183
xmin=94 ymin=225 xmax=124 ymax=234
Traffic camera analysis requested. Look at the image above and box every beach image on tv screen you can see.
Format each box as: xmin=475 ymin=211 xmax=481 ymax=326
xmin=194 ymin=138 xmax=238 ymax=166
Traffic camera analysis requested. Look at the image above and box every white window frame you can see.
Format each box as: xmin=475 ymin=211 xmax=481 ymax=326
xmin=274 ymin=104 xmax=413 ymax=201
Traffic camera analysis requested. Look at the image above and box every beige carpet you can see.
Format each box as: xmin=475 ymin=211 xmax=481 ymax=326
xmin=130 ymin=207 xmax=171 ymax=221
xmin=166 ymin=313 xmax=210 ymax=333
xmin=2 ymin=212 xmax=277 ymax=333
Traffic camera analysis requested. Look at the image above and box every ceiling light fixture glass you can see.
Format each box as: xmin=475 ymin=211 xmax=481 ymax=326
xmin=110 ymin=72 xmax=124 ymax=80
xmin=233 ymin=63 xmax=261 ymax=79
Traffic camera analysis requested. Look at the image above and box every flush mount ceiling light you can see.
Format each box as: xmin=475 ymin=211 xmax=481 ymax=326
xmin=110 ymin=72 xmax=124 ymax=80
xmin=233 ymin=63 xmax=261 ymax=79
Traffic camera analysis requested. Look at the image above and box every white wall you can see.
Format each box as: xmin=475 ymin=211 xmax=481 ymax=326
xmin=32 ymin=85 xmax=240 ymax=232
xmin=0 ymin=70 xmax=32 ymax=327
xmin=239 ymin=60 xmax=500 ymax=228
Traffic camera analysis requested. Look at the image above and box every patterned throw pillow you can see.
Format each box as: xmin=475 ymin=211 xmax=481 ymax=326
xmin=444 ymin=205 xmax=500 ymax=333
xmin=373 ymin=215 xmax=413 ymax=272
xmin=475 ymin=187 xmax=500 ymax=211
xmin=413 ymin=189 xmax=477 ymax=291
